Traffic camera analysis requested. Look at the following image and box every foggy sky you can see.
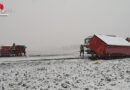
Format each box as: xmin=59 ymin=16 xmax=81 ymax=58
xmin=0 ymin=0 xmax=130 ymax=53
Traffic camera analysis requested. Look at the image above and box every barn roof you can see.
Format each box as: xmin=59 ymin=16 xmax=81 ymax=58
xmin=95 ymin=34 xmax=130 ymax=46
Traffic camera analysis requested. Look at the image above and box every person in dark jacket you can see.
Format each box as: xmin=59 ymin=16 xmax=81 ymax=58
xmin=80 ymin=44 xmax=84 ymax=57
xmin=12 ymin=43 xmax=16 ymax=56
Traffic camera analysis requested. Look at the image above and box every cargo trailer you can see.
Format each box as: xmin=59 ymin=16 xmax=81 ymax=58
xmin=84 ymin=34 xmax=130 ymax=58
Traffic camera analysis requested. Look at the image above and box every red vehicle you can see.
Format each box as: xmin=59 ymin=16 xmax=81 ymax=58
xmin=0 ymin=45 xmax=26 ymax=57
xmin=84 ymin=34 xmax=130 ymax=58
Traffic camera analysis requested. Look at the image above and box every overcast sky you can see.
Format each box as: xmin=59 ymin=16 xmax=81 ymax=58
xmin=0 ymin=0 xmax=130 ymax=53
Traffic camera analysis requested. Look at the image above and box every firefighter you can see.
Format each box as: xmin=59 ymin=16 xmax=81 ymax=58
xmin=12 ymin=43 xmax=16 ymax=56
xmin=23 ymin=46 xmax=26 ymax=56
xmin=80 ymin=44 xmax=84 ymax=57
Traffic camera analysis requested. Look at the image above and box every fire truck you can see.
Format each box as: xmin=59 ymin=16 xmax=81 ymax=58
xmin=0 ymin=45 xmax=26 ymax=57
xmin=84 ymin=34 xmax=130 ymax=58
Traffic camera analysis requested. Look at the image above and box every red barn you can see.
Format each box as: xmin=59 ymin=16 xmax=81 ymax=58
xmin=89 ymin=34 xmax=130 ymax=58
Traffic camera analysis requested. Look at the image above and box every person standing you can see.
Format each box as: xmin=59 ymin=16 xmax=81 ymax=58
xmin=80 ymin=44 xmax=84 ymax=57
xmin=12 ymin=43 xmax=16 ymax=56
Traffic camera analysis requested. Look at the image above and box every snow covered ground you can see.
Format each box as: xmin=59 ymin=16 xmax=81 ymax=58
xmin=0 ymin=54 xmax=130 ymax=90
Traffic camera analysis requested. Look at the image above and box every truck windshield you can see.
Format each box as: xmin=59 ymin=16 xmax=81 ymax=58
xmin=85 ymin=38 xmax=92 ymax=44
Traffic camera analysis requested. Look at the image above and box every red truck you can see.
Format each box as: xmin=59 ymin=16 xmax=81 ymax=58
xmin=0 ymin=45 xmax=26 ymax=57
xmin=84 ymin=34 xmax=130 ymax=58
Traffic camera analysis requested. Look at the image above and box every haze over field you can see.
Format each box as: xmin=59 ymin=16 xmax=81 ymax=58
xmin=0 ymin=0 xmax=130 ymax=54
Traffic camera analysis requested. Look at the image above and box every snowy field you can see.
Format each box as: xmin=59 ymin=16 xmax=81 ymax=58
xmin=0 ymin=54 xmax=130 ymax=90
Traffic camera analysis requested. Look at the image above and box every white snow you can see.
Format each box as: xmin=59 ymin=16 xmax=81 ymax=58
xmin=95 ymin=34 xmax=130 ymax=46
xmin=0 ymin=54 xmax=130 ymax=90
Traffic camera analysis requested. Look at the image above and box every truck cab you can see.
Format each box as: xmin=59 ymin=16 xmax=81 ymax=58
xmin=84 ymin=36 xmax=93 ymax=48
xmin=84 ymin=36 xmax=95 ymax=55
